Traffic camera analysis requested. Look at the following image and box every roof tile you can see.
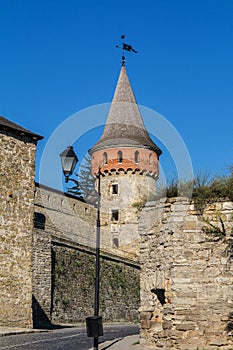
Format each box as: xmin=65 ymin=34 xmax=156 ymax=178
xmin=0 ymin=116 xmax=43 ymax=140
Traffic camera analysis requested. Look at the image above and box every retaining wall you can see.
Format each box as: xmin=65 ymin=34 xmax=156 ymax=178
xmin=33 ymin=184 xmax=140 ymax=327
xmin=139 ymin=198 xmax=233 ymax=349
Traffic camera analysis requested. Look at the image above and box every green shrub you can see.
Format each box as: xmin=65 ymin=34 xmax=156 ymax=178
xmin=202 ymin=215 xmax=226 ymax=239
xmin=156 ymin=166 xmax=233 ymax=213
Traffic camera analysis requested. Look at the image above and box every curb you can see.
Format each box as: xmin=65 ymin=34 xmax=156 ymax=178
xmin=97 ymin=335 xmax=150 ymax=350
xmin=99 ymin=337 xmax=123 ymax=350
xmin=0 ymin=328 xmax=48 ymax=337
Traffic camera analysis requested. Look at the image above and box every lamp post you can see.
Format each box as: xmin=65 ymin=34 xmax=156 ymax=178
xmin=60 ymin=147 xmax=103 ymax=350
xmin=85 ymin=167 xmax=103 ymax=349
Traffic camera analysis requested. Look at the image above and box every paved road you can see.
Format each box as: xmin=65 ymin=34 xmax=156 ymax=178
xmin=0 ymin=324 xmax=139 ymax=350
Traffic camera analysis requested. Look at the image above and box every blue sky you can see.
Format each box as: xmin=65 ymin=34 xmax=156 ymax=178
xmin=0 ymin=0 xmax=232 ymax=189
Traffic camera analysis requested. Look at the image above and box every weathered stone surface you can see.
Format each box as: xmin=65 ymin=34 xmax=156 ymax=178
xmin=33 ymin=185 xmax=140 ymax=326
xmin=99 ymin=172 xmax=157 ymax=259
xmin=0 ymin=128 xmax=38 ymax=328
xmin=51 ymin=242 xmax=140 ymax=324
xmin=139 ymin=198 xmax=233 ymax=349
xmin=223 ymin=202 xmax=233 ymax=210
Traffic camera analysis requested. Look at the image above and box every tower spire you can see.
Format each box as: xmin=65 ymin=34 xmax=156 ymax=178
xmin=90 ymin=65 xmax=161 ymax=156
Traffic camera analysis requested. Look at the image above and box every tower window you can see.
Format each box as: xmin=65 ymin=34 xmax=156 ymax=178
xmin=103 ymin=152 xmax=108 ymax=165
xmin=135 ymin=151 xmax=139 ymax=163
xmin=117 ymin=150 xmax=123 ymax=164
xmin=113 ymin=238 xmax=119 ymax=248
xmin=149 ymin=153 xmax=152 ymax=165
xmin=34 ymin=212 xmax=46 ymax=230
xmin=111 ymin=184 xmax=118 ymax=194
xmin=111 ymin=209 xmax=119 ymax=221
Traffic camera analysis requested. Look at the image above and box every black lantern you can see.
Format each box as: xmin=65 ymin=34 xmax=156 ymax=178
xmin=59 ymin=146 xmax=78 ymax=182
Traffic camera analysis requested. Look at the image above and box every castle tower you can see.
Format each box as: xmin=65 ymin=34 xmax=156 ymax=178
xmin=89 ymin=65 xmax=162 ymax=258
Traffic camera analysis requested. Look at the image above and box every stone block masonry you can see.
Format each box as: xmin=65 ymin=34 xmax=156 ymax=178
xmin=33 ymin=183 xmax=97 ymax=327
xmin=99 ymin=172 xmax=156 ymax=259
xmin=51 ymin=240 xmax=140 ymax=324
xmin=139 ymin=198 xmax=233 ymax=349
xmin=0 ymin=127 xmax=39 ymax=328
xmin=33 ymin=184 xmax=140 ymax=327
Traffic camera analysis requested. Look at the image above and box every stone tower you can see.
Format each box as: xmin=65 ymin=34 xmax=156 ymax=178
xmin=0 ymin=116 xmax=43 ymax=327
xmin=90 ymin=65 xmax=161 ymax=258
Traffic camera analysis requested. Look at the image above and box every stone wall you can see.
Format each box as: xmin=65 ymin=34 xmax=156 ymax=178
xmin=0 ymin=129 xmax=37 ymax=328
xmin=33 ymin=183 xmax=96 ymax=327
xmin=33 ymin=184 xmax=140 ymax=327
xmin=33 ymin=226 xmax=52 ymax=327
xmin=34 ymin=183 xmax=96 ymax=249
xmin=51 ymin=238 xmax=140 ymax=324
xmin=139 ymin=198 xmax=233 ymax=349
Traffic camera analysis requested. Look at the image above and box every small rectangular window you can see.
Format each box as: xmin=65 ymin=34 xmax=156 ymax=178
xmin=112 ymin=184 xmax=118 ymax=194
xmin=111 ymin=209 xmax=119 ymax=221
xmin=34 ymin=212 xmax=46 ymax=230
xmin=113 ymin=237 xmax=119 ymax=248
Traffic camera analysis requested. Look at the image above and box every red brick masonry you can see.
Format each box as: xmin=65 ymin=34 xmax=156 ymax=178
xmin=92 ymin=147 xmax=159 ymax=176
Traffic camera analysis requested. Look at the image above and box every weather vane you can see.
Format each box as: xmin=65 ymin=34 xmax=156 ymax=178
xmin=116 ymin=35 xmax=137 ymax=66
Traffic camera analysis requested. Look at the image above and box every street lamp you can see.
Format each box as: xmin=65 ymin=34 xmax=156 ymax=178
xmin=60 ymin=147 xmax=103 ymax=350
xmin=60 ymin=146 xmax=78 ymax=183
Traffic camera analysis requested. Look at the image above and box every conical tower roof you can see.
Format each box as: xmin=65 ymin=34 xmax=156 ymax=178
xmin=90 ymin=66 xmax=162 ymax=156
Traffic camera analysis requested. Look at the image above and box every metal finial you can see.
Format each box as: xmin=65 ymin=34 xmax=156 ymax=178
xmin=116 ymin=35 xmax=137 ymax=66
